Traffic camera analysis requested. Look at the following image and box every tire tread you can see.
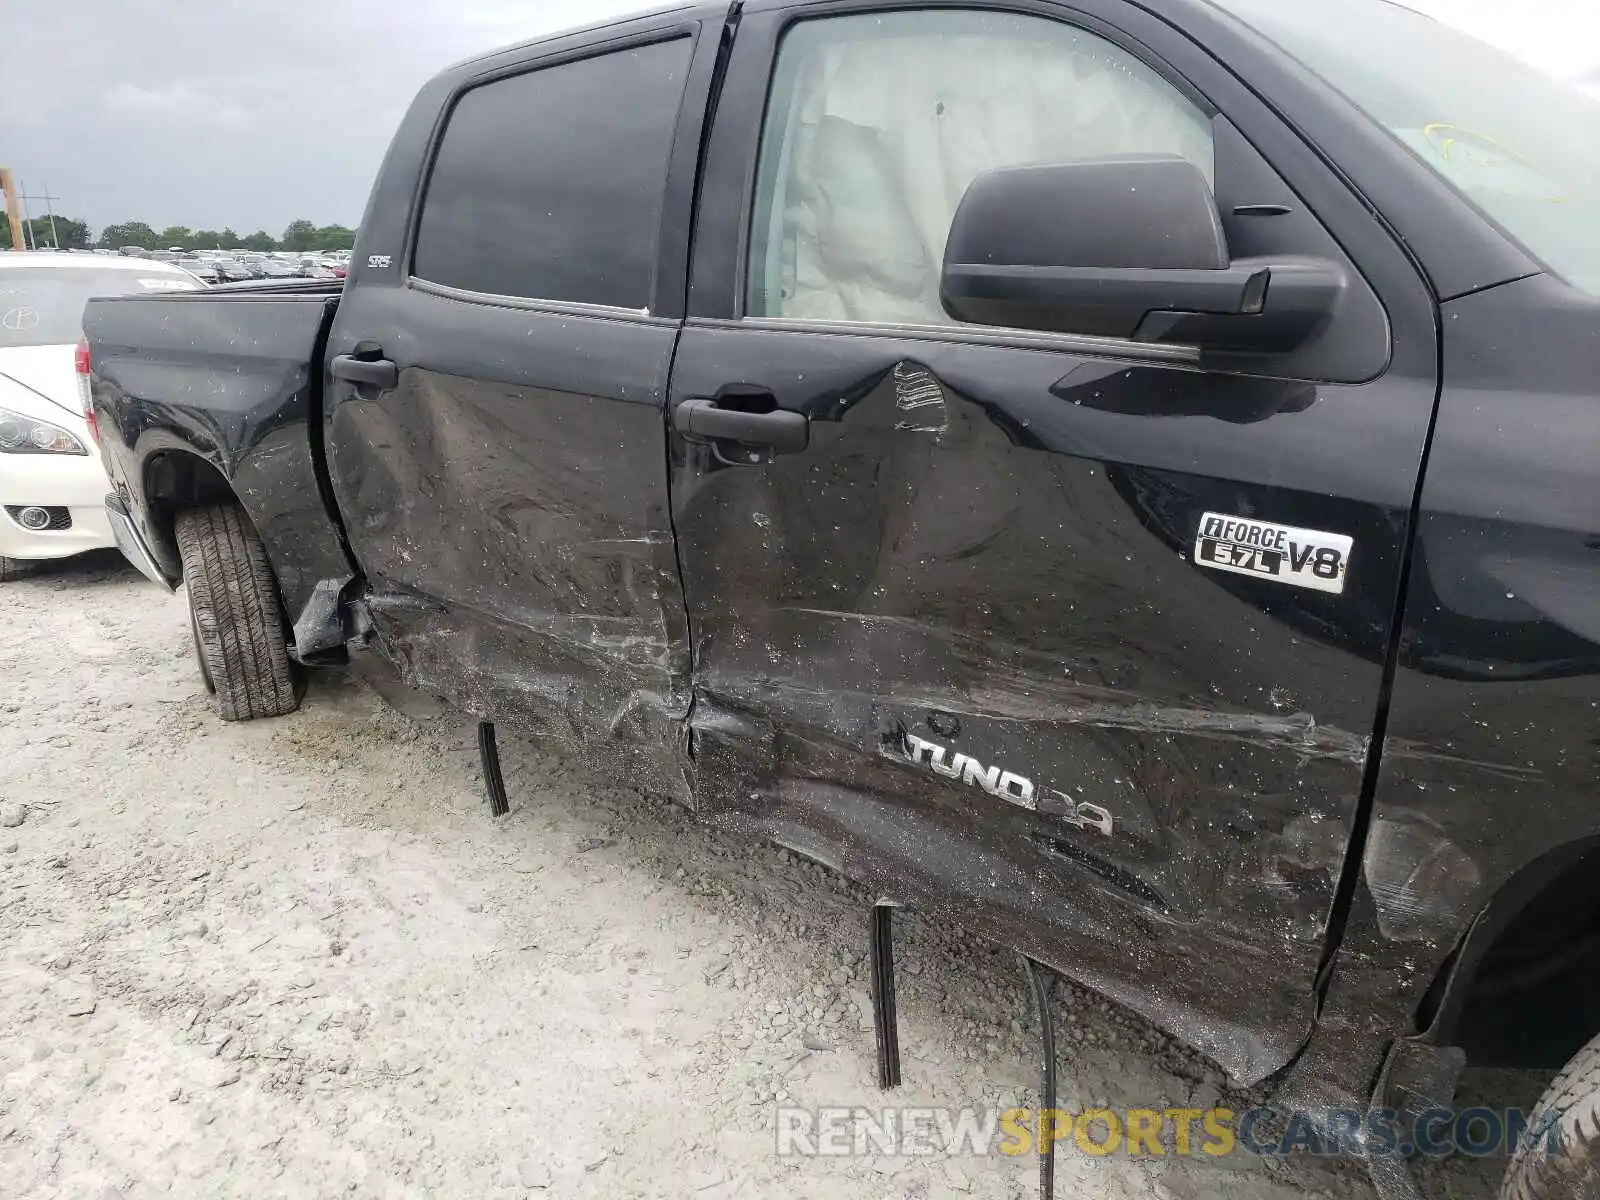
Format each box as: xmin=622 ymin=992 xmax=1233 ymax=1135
xmin=1503 ymin=1030 xmax=1600 ymax=1200
xmin=175 ymin=505 xmax=299 ymax=721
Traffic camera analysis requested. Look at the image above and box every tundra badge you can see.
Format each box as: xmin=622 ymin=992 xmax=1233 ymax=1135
xmin=900 ymin=733 xmax=1114 ymax=836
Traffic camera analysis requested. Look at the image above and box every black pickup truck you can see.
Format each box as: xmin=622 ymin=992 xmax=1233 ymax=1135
xmin=84 ymin=1 xmax=1598 ymax=1196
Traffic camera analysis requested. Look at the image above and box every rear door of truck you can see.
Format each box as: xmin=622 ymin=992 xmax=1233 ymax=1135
xmin=663 ymin=0 xmax=1444 ymax=1085
xmin=320 ymin=9 xmax=726 ymax=796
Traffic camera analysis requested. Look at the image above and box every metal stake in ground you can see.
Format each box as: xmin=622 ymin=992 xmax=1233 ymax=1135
xmin=477 ymin=721 xmax=510 ymax=818
xmin=1022 ymin=956 xmax=1058 ymax=1200
xmin=870 ymin=901 xmax=902 ymax=1090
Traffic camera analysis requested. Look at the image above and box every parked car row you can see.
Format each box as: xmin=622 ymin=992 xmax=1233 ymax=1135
xmin=112 ymin=247 xmax=350 ymax=285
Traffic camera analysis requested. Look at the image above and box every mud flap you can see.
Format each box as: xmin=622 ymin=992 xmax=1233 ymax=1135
xmin=289 ymin=576 xmax=356 ymax=660
xmin=1365 ymin=1037 xmax=1465 ymax=1200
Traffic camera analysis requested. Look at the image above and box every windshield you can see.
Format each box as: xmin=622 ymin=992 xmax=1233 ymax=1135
xmin=0 ymin=268 xmax=201 ymax=347
xmin=1213 ymin=0 xmax=1600 ymax=295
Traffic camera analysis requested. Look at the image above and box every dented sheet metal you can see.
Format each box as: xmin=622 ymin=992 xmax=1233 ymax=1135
xmin=324 ymin=289 xmax=695 ymax=803
xmin=666 ymin=317 xmax=1442 ymax=1086
xmin=84 ymin=290 xmax=351 ymax=614
xmin=369 ymin=585 xmax=693 ymax=804
xmin=1281 ymin=281 xmax=1600 ymax=1109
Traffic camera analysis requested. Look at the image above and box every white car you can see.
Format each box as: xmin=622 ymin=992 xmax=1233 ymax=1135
xmin=0 ymin=253 xmax=203 ymax=580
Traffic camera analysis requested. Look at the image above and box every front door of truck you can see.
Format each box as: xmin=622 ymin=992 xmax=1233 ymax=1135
xmin=666 ymin=0 xmax=1440 ymax=1084
xmin=323 ymin=14 xmax=720 ymax=799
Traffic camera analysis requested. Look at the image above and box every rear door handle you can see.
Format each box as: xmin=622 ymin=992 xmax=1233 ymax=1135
xmin=674 ymin=398 xmax=808 ymax=454
xmin=330 ymin=355 xmax=399 ymax=391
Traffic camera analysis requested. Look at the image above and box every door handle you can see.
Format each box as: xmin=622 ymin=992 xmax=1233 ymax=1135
xmin=330 ymin=355 xmax=399 ymax=391
xmin=674 ymin=398 xmax=808 ymax=454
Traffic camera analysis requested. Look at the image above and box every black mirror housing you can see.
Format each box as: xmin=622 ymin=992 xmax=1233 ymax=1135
xmin=940 ymin=157 xmax=1344 ymax=355
xmin=946 ymin=156 xmax=1230 ymax=279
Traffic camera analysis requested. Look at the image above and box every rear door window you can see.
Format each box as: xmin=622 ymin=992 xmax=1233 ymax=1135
xmin=413 ymin=37 xmax=693 ymax=310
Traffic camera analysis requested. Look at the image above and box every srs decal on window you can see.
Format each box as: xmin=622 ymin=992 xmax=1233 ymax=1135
xmin=1397 ymin=124 xmax=1569 ymax=204
xmin=1195 ymin=512 xmax=1353 ymax=594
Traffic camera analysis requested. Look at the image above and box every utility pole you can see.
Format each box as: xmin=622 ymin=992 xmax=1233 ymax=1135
xmin=0 ymin=169 xmax=22 ymax=251
xmin=18 ymin=184 xmax=32 ymax=250
xmin=18 ymin=183 xmax=63 ymax=249
xmin=39 ymin=182 xmax=59 ymax=249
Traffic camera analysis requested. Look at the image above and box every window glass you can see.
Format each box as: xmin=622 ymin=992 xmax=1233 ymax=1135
xmin=415 ymin=37 xmax=692 ymax=308
xmin=748 ymin=10 xmax=1215 ymax=325
xmin=1212 ymin=0 xmax=1600 ymax=296
xmin=0 ymin=268 xmax=201 ymax=348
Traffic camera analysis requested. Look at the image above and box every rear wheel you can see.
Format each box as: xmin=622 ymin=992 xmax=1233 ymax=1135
xmin=175 ymin=504 xmax=300 ymax=721
xmin=1502 ymin=1031 xmax=1600 ymax=1199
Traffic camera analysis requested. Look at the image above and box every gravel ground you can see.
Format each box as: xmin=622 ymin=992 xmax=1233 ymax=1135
xmin=0 ymin=553 xmax=1508 ymax=1199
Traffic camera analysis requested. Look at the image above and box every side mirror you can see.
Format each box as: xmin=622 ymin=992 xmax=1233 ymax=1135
xmin=940 ymin=157 xmax=1344 ymax=355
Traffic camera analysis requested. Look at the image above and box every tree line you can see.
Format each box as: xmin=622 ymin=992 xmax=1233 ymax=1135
xmin=16 ymin=217 xmax=357 ymax=254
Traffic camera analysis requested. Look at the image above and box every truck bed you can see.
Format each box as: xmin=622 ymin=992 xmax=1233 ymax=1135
xmin=84 ymin=282 xmax=353 ymax=633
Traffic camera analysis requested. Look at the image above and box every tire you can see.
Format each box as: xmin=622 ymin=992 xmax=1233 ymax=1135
xmin=0 ymin=556 xmax=29 ymax=582
xmin=175 ymin=504 xmax=300 ymax=721
xmin=1502 ymin=1031 xmax=1600 ymax=1200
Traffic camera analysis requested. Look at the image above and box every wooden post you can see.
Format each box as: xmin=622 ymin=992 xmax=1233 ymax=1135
xmin=0 ymin=170 xmax=23 ymax=251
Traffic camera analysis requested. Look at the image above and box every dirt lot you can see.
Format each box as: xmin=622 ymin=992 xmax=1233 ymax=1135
xmin=0 ymin=553 xmax=1508 ymax=1199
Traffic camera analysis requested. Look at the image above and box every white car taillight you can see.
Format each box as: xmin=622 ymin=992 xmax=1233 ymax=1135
xmin=75 ymin=339 xmax=99 ymax=446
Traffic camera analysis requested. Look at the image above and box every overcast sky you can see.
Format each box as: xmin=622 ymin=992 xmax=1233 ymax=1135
xmin=4 ymin=0 xmax=1595 ymax=238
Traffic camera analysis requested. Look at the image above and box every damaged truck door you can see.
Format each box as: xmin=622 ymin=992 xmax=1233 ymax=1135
xmin=667 ymin=1 xmax=1441 ymax=1085
xmin=82 ymin=2 xmax=1600 ymax=1195
xmin=320 ymin=26 xmax=712 ymax=799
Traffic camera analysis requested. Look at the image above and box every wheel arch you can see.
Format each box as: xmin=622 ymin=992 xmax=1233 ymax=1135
xmin=1420 ymin=837 xmax=1600 ymax=1069
xmin=141 ymin=449 xmax=243 ymax=581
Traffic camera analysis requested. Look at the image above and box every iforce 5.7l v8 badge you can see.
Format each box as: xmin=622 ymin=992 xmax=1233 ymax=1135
xmin=1194 ymin=512 xmax=1353 ymax=594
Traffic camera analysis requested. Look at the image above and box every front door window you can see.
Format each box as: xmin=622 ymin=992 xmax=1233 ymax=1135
xmin=747 ymin=9 xmax=1215 ymax=326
